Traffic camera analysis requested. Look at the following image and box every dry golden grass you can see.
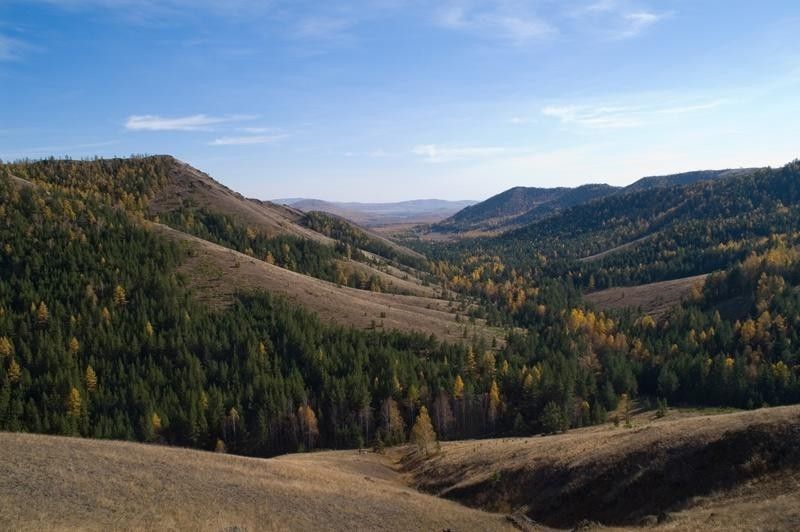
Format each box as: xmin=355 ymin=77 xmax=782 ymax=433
xmin=143 ymin=160 xmax=508 ymax=344
xmin=153 ymin=223 xmax=505 ymax=345
xmin=0 ymin=432 xmax=513 ymax=531
xmin=585 ymin=273 xmax=708 ymax=317
xmin=150 ymin=160 xmax=424 ymax=265
xmin=149 ymin=160 xmax=335 ymax=243
xmin=403 ymin=405 xmax=800 ymax=530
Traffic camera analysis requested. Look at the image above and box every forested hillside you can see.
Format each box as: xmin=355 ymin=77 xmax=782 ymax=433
xmin=433 ymin=183 xmax=618 ymax=234
xmin=497 ymin=162 xmax=800 ymax=289
xmin=1 ymin=156 xmax=799 ymax=461
xmin=415 ymin=162 xmax=800 ymax=411
xmin=430 ymin=166 xmax=753 ymax=235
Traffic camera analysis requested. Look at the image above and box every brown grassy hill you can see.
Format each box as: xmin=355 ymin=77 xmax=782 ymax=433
xmin=154 ymin=223 xmax=504 ymax=344
xmin=149 ymin=158 xmax=333 ymax=243
xmin=402 ymin=405 xmax=800 ymax=530
xmin=152 ymin=160 xmax=440 ymax=298
xmin=0 ymin=432 xmax=512 ymax=532
xmin=585 ymin=274 xmax=708 ymax=317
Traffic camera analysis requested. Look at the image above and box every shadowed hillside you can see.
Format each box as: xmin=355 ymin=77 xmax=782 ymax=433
xmin=429 ymin=166 xmax=756 ymax=236
xmin=403 ymin=405 xmax=800 ymax=530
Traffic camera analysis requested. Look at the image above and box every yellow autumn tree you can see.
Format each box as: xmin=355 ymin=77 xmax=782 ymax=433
xmin=488 ymin=380 xmax=502 ymax=426
xmin=144 ymin=320 xmax=154 ymax=337
xmin=85 ymin=365 xmax=97 ymax=391
xmin=7 ymin=358 xmax=21 ymax=384
xmin=640 ymin=314 xmax=656 ymax=330
xmin=298 ymin=404 xmax=319 ymax=450
xmin=113 ymin=285 xmax=127 ymax=307
xmin=482 ymin=351 xmax=496 ymax=378
xmin=214 ymin=439 xmax=227 ymax=453
xmin=67 ymin=387 xmax=82 ymax=417
xmin=522 ymin=372 xmax=534 ymax=393
xmin=151 ymin=412 xmax=162 ymax=433
xmin=36 ymin=301 xmax=49 ymax=328
xmin=410 ymin=405 xmax=437 ymax=456
xmin=465 ymin=346 xmax=477 ymax=376
xmin=225 ymin=407 xmax=240 ymax=441
xmin=0 ymin=336 xmax=13 ymax=358
xmin=386 ymin=373 xmax=399 ymax=394
xmin=453 ymin=375 xmax=465 ymax=400
xmin=69 ymin=337 xmax=80 ymax=357
xmin=740 ymin=319 xmax=756 ymax=344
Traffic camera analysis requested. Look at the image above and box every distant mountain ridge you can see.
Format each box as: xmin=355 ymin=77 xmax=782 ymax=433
xmin=432 ymin=167 xmax=759 ymax=234
xmin=276 ymin=198 xmax=477 ymax=227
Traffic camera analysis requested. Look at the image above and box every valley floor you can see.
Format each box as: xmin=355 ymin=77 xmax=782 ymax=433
xmin=3 ymin=406 xmax=800 ymax=531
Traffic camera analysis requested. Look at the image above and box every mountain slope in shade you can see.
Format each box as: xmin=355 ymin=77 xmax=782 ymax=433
xmin=624 ymin=168 xmax=758 ymax=193
xmin=432 ymin=167 xmax=758 ymax=235
xmin=278 ymin=197 xmax=477 ymax=227
xmin=434 ymin=183 xmax=619 ymax=234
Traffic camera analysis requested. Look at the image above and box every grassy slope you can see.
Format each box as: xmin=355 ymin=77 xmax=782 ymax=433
xmin=150 ymin=159 xmax=334 ymax=243
xmin=153 ymin=159 xmax=424 ymax=265
xmin=403 ymin=405 xmax=800 ymax=530
xmin=154 ymin=223 xmax=505 ymax=345
xmin=584 ymin=273 xmax=708 ymax=317
xmin=0 ymin=432 xmax=511 ymax=532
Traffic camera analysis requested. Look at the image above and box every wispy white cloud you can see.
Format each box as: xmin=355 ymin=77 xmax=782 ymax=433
xmin=581 ymin=0 xmax=619 ymax=13
xmin=412 ymin=144 xmax=510 ymax=163
xmin=542 ymin=98 xmax=726 ymax=129
xmin=542 ymin=105 xmax=642 ymax=128
xmin=0 ymin=34 xmax=33 ymax=61
xmin=238 ymin=126 xmax=279 ymax=134
xmin=209 ymin=134 xmax=286 ymax=146
xmin=614 ymin=11 xmax=665 ymax=39
xmin=570 ymin=1 xmax=669 ymax=40
xmin=125 ymin=114 xmax=255 ymax=131
xmin=435 ymin=2 xmax=555 ymax=43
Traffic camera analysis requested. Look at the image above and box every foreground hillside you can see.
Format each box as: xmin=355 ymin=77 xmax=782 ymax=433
xmin=0 ymin=432 xmax=510 ymax=531
xmin=405 ymin=405 xmax=800 ymax=530
xmin=3 ymin=406 xmax=799 ymax=531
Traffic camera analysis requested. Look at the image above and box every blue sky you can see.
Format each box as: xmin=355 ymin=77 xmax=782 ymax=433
xmin=1 ymin=1 xmax=799 ymax=201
